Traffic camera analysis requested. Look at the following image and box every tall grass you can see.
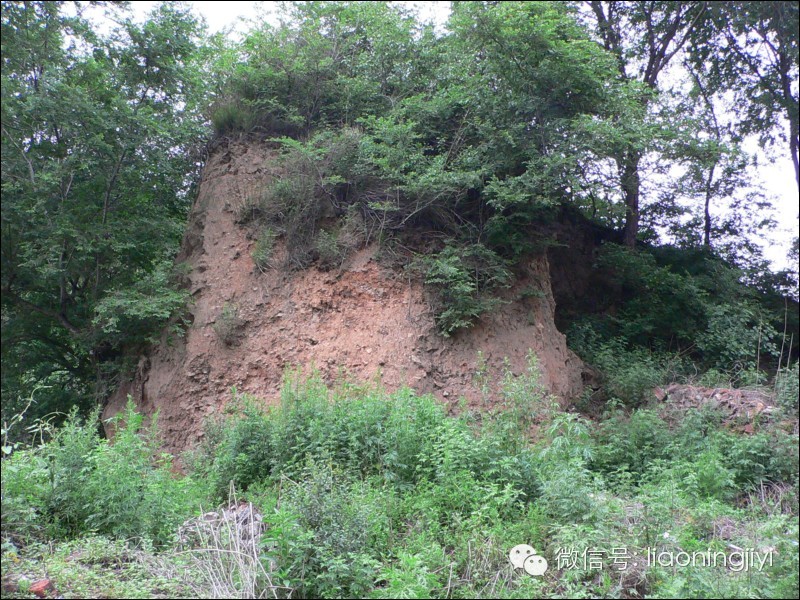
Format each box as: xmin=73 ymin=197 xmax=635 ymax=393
xmin=2 ymin=360 xmax=798 ymax=599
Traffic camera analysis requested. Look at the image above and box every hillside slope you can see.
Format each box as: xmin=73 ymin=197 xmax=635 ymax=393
xmin=104 ymin=140 xmax=585 ymax=453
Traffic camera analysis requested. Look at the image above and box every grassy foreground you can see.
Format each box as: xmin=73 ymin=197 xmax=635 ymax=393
xmin=2 ymin=363 xmax=798 ymax=599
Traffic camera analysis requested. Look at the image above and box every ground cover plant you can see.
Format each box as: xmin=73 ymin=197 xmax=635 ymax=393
xmin=2 ymin=362 xmax=797 ymax=599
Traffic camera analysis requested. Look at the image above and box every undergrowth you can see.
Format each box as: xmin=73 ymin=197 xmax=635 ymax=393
xmin=2 ymin=361 xmax=798 ymax=599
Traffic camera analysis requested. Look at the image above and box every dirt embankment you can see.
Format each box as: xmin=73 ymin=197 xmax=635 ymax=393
xmin=104 ymin=140 xmax=585 ymax=454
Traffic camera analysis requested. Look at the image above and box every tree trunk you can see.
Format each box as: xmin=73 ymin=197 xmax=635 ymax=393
xmin=789 ymin=110 xmax=799 ymax=194
xmin=774 ymin=4 xmax=800 ymax=194
xmin=621 ymin=152 xmax=641 ymax=247
xmin=586 ymin=1 xmax=707 ymax=248
xmin=704 ymin=162 xmax=716 ymax=247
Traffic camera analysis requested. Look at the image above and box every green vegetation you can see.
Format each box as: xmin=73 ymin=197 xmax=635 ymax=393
xmin=2 ymin=2 xmax=799 ymax=598
xmin=2 ymin=535 xmax=201 ymax=599
xmin=421 ymin=244 xmax=513 ymax=336
xmin=212 ymin=302 xmax=244 ymax=347
xmin=252 ymin=228 xmax=277 ymax=272
xmin=2 ymin=402 xmax=203 ymax=547
xmin=2 ymin=2 xmax=206 ymax=423
xmin=561 ymin=241 xmax=799 ymax=406
xmin=3 ymin=1 xmax=798 ymax=416
xmin=3 ymin=368 xmax=798 ymax=598
xmin=204 ymin=0 xmax=797 ymax=343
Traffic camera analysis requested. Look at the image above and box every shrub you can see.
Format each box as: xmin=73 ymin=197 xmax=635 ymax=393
xmin=681 ymin=448 xmax=737 ymax=502
xmin=251 ymin=227 xmax=276 ymax=272
xmin=775 ymin=362 xmax=799 ymax=414
xmin=571 ymin=244 xmax=793 ymax=385
xmin=484 ymin=352 xmax=559 ymax=452
xmin=212 ymin=302 xmax=244 ymax=346
xmin=422 ymin=243 xmax=512 ymax=336
xmin=6 ymin=366 xmax=799 ymax=599
xmin=372 ymin=550 xmax=441 ymax=599
xmin=195 ymin=369 xmax=543 ymax=506
xmin=262 ymin=175 xmax=317 ymax=222
xmin=78 ymin=408 xmax=203 ymax=544
xmin=234 ymin=191 xmax=267 ymax=225
xmin=668 ymin=404 xmax=727 ymax=456
xmin=591 ymin=409 xmax=671 ymax=481
xmin=589 ymin=401 xmax=799 ymax=497
xmin=190 ymin=395 xmax=276 ymax=499
xmin=264 ymin=462 xmax=384 ymax=599
xmin=315 ymin=229 xmax=344 ymax=270
xmin=210 ymin=101 xmax=257 ymax=136
xmin=2 ymin=403 xmax=203 ymax=545
xmin=45 ymin=411 xmax=102 ymax=535
xmin=695 ymin=367 xmax=733 ymax=388
xmin=592 ymin=338 xmax=671 ymax=405
xmin=250 ymin=136 xmax=350 ymax=269
xmin=1 ymin=447 xmax=51 ymax=543
xmin=534 ymin=413 xmax=599 ymax=523
xmin=697 ymin=303 xmax=779 ymax=372
xmin=722 ymin=429 xmax=799 ymax=488
xmin=595 ymin=243 xmax=708 ymax=348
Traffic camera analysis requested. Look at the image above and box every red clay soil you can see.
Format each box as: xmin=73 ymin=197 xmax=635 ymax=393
xmin=104 ymin=140 xmax=585 ymax=454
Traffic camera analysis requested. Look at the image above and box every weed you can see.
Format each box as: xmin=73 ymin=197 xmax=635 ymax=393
xmin=2 ymin=402 xmax=203 ymax=546
xmin=315 ymin=229 xmax=344 ymax=270
xmin=3 ymin=366 xmax=797 ymax=599
xmin=252 ymin=228 xmax=277 ymax=272
xmin=211 ymin=101 xmax=257 ymax=136
xmin=775 ymin=362 xmax=799 ymax=414
xmin=213 ymin=302 xmax=244 ymax=346
xmin=422 ymin=243 xmax=512 ymax=336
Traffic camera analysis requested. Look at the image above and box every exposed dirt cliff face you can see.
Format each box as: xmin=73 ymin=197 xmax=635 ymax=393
xmin=104 ymin=140 xmax=584 ymax=453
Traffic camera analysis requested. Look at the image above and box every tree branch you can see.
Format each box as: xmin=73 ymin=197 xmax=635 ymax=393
xmin=5 ymin=291 xmax=81 ymax=336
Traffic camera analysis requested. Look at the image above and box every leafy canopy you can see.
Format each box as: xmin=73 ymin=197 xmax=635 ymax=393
xmin=1 ymin=2 xmax=207 ymax=421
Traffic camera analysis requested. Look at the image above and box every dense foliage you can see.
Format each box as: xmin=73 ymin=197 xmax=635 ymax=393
xmin=2 ymin=1 xmax=797 ymax=422
xmin=565 ymin=243 xmax=799 ymax=400
xmin=1 ymin=2 xmax=206 ymax=422
xmin=207 ymin=1 xmax=797 ymax=369
xmin=2 ymin=369 xmax=798 ymax=598
xmin=209 ymin=1 xmax=797 ymax=255
xmin=2 ymin=3 xmax=799 ymax=599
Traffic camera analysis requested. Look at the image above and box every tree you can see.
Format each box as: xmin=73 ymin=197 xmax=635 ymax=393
xmin=650 ymin=61 xmax=762 ymax=251
xmin=582 ymin=1 xmax=708 ymax=246
xmin=1 ymin=1 xmax=206 ymax=420
xmin=690 ymin=1 xmax=799 ymax=193
xmin=211 ymin=1 xmax=430 ymax=135
xmin=446 ymin=2 xmax=626 ymax=243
